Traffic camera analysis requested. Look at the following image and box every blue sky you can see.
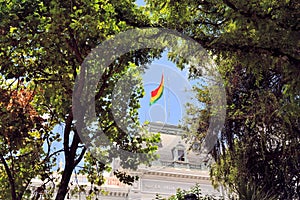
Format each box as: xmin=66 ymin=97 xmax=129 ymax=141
xmin=50 ymin=50 xmax=201 ymax=169
xmin=136 ymin=0 xmax=146 ymax=6
xmin=138 ymin=51 xmax=200 ymax=126
xmin=134 ymin=0 xmax=201 ymax=126
xmin=50 ymin=0 xmax=204 ymax=167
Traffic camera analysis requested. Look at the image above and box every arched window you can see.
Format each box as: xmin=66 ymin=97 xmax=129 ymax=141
xmin=172 ymin=141 xmax=187 ymax=162
xmin=177 ymin=149 xmax=185 ymax=161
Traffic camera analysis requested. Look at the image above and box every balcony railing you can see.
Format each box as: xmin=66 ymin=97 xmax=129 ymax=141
xmin=158 ymin=160 xmax=208 ymax=170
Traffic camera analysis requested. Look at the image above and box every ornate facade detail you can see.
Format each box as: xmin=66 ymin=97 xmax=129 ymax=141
xmin=30 ymin=122 xmax=222 ymax=199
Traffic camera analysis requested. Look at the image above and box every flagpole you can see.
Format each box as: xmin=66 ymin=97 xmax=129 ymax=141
xmin=144 ymin=108 xmax=146 ymax=124
xmin=162 ymin=69 xmax=165 ymax=123
xmin=167 ymin=74 xmax=170 ymax=121
xmin=162 ymin=69 xmax=170 ymax=123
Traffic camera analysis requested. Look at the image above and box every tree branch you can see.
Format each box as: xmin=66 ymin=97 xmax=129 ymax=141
xmin=0 ymin=154 xmax=17 ymax=200
xmin=66 ymin=28 xmax=84 ymax=64
xmin=63 ymin=110 xmax=73 ymax=158
xmin=197 ymin=37 xmax=300 ymax=65
xmin=74 ymin=147 xmax=86 ymax=166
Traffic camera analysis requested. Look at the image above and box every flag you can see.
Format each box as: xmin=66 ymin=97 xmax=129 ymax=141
xmin=150 ymin=73 xmax=164 ymax=105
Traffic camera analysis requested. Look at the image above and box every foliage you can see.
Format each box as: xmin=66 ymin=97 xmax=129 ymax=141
xmin=234 ymin=177 xmax=278 ymax=200
xmin=145 ymin=0 xmax=300 ymax=199
xmin=0 ymin=79 xmax=55 ymax=200
xmin=1 ymin=0 xmax=299 ymax=199
xmin=154 ymin=184 xmax=223 ymax=200
xmin=0 ymin=0 xmax=161 ymax=199
xmin=208 ymin=56 xmax=299 ymax=199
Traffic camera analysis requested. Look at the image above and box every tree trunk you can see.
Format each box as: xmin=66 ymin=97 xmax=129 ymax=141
xmin=55 ymin=115 xmax=84 ymax=200
xmin=11 ymin=188 xmax=17 ymax=200
xmin=55 ymin=162 xmax=74 ymax=200
xmin=0 ymin=154 xmax=18 ymax=200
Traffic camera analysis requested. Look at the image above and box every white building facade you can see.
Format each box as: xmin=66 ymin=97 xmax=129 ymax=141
xmin=30 ymin=122 xmax=222 ymax=199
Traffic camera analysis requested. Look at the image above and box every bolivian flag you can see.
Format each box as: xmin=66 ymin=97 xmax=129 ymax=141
xmin=150 ymin=73 xmax=164 ymax=105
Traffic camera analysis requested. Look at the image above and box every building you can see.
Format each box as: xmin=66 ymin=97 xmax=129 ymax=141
xmin=127 ymin=122 xmax=221 ymax=199
xmin=30 ymin=122 xmax=222 ymax=199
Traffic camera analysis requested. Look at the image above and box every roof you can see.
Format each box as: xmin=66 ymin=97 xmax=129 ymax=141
xmin=147 ymin=122 xmax=211 ymax=169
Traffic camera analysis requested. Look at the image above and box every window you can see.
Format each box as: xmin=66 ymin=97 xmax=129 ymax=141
xmin=172 ymin=142 xmax=187 ymax=162
xmin=177 ymin=149 xmax=185 ymax=161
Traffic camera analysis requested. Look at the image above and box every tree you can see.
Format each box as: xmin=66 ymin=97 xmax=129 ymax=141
xmin=145 ymin=0 xmax=300 ymax=199
xmin=0 ymin=0 xmax=161 ymax=199
xmin=0 ymin=78 xmax=56 ymax=200
xmin=154 ymin=184 xmax=223 ymax=200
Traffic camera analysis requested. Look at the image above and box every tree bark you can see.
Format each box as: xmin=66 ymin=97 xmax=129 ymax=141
xmin=0 ymin=154 xmax=17 ymax=200
xmin=54 ymin=161 xmax=74 ymax=200
xmin=55 ymin=109 xmax=85 ymax=200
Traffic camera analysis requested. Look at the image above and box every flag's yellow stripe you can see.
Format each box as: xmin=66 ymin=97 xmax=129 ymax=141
xmin=150 ymin=85 xmax=164 ymax=105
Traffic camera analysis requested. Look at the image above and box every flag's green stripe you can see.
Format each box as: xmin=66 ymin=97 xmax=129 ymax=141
xmin=149 ymin=86 xmax=164 ymax=105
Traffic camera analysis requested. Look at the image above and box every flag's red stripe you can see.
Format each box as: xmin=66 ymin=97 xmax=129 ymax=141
xmin=151 ymin=86 xmax=160 ymax=97
xmin=151 ymin=74 xmax=164 ymax=98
